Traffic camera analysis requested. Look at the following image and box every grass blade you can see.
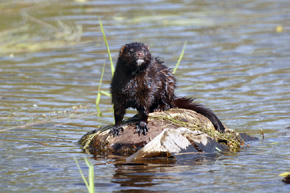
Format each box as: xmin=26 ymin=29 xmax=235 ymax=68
xmin=100 ymin=90 xmax=111 ymax=97
xmin=173 ymin=40 xmax=187 ymax=74
xmin=99 ymin=18 xmax=115 ymax=76
xmin=95 ymin=62 xmax=106 ymax=116
xmin=84 ymin=157 xmax=95 ymax=193
xmin=74 ymin=157 xmax=90 ymax=192
xmin=279 ymin=172 xmax=290 ymax=177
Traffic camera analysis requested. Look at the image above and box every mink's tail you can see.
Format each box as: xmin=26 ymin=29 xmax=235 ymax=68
xmin=171 ymin=97 xmax=225 ymax=133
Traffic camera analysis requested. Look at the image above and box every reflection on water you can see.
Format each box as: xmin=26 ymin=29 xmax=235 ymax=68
xmin=0 ymin=0 xmax=289 ymax=192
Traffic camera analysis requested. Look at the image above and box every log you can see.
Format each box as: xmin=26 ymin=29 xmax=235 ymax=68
xmin=78 ymin=109 xmax=258 ymax=162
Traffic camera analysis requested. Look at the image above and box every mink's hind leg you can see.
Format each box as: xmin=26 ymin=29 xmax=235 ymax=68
xmin=151 ymin=98 xmax=171 ymax=112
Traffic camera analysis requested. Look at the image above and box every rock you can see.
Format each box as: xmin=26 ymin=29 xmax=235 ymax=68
xmin=78 ymin=108 xmax=258 ymax=161
xmin=282 ymin=174 xmax=290 ymax=184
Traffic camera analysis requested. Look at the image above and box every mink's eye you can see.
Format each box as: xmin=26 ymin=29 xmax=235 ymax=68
xmin=128 ymin=49 xmax=134 ymax=54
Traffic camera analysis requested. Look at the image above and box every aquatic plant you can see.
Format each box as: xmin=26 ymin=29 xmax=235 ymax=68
xmin=95 ymin=63 xmax=106 ymax=116
xmin=99 ymin=19 xmax=114 ymax=76
xmin=173 ymin=40 xmax=187 ymax=74
xmin=74 ymin=157 xmax=95 ymax=193
xmin=0 ymin=13 xmax=82 ymax=54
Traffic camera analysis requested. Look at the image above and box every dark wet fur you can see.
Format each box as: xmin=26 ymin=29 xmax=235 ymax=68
xmin=110 ymin=42 xmax=225 ymax=136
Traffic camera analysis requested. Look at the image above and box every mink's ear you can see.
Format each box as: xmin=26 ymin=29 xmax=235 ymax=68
xmin=120 ymin=45 xmax=126 ymax=54
xmin=145 ymin=44 xmax=149 ymax=50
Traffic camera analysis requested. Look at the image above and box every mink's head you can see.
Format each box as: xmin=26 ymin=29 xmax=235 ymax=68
xmin=117 ymin=42 xmax=152 ymax=74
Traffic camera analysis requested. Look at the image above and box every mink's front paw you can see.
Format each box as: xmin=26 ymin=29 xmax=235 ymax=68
xmin=135 ymin=121 xmax=149 ymax=136
xmin=110 ymin=126 xmax=124 ymax=137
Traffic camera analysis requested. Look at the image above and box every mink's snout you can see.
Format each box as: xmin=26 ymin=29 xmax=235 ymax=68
xmin=137 ymin=51 xmax=144 ymax=58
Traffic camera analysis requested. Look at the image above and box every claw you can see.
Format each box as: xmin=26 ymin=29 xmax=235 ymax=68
xmin=135 ymin=121 xmax=149 ymax=136
xmin=110 ymin=126 xmax=124 ymax=137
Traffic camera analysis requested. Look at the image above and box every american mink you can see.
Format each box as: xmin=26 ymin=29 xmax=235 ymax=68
xmin=110 ymin=42 xmax=225 ymax=136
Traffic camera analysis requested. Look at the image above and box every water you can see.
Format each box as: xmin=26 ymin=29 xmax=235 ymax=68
xmin=1 ymin=0 xmax=289 ymax=192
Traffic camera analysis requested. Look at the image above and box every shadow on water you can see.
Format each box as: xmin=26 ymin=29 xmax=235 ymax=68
xmin=0 ymin=0 xmax=290 ymax=192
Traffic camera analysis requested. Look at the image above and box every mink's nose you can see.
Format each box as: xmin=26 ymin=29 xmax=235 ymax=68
xmin=137 ymin=52 xmax=144 ymax=57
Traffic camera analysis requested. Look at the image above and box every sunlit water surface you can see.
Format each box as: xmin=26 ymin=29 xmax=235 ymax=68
xmin=0 ymin=0 xmax=289 ymax=192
